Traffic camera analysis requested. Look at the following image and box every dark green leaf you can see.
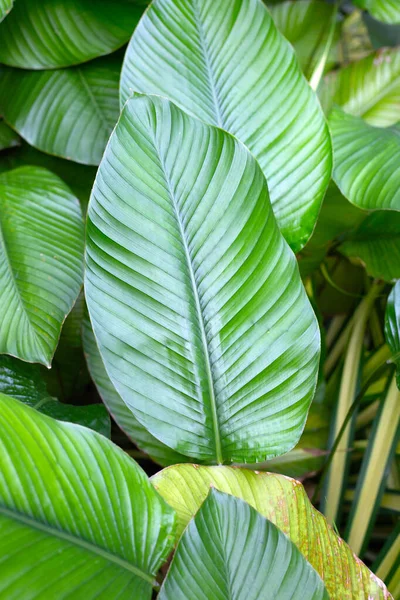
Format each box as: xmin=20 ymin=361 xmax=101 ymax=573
xmin=0 ymin=0 xmax=12 ymax=22
xmin=385 ymin=280 xmax=400 ymax=388
xmin=0 ymin=120 xmax=19 ymax=151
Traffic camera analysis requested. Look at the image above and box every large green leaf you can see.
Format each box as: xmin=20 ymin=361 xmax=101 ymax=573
xmin=0 ymin=0 xmax=12 ymax=22
xmin=385 ymin=280 xmax=400 ymax=388
xmin=0 ymin=120 xmax=19 ymax=151
xmin=85 ymin=94 xmax=320 ymax=464
xmin=321 ymin=47 xmax=400 ymax=127
xmin=339 ymin=211 xmax=400 ymax=281
xmin=329 ymin=107 xmax=400 ymax=211
xmin=82 ymin=314 xmax=189 ymax=464
xmin=0 ymin=393 xmax=176 ymax=598
xmin=159 ymin=489 xmax=329 ymax=600
xmin=355 ymin=0 xmax=400 ymax=24
xmin=269 ymin=0 xmax=340 ymax=80
xmin=0 ymin=0 xmax=143 ymax=69
xmin=0 ymin=55 xmax=120 ymax=165
xmin=120 ymin=0 xmax=331 ymax=251
xmin=152 ymin=465 xmax=392 ymax=600
xmin=0 ymin=166 xmax=84 ymax=366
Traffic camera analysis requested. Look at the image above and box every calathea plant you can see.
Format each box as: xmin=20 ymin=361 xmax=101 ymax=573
xmin=0 ymin=0 xmax=398 ymax=598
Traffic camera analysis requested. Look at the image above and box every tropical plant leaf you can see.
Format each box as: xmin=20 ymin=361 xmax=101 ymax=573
xmin=0 ymin=166 xmax=84 ymax=366
xmin=385 ymin=280 xmax=400 ymax=388
xmin=159 ymin=489 xmax=329 ymax=600
xmin=120 ymin=0 xmax=331 ymax=251
xmin=320 ymin=47 xmax=400 ymax=127
xmin=152 ymin=464 xmax=392 ymax=600
xmin=339 ymin=211 xmax=400 ymax=281
xmin=364 ymin=12 xmax=400 ymax=48
xmin=330 ymin=107 xmax=400 ymax=211
xmin=0 ymin=393 xmax=176 ymax=599
xmin=0 ymin=0 xmax=12 ymax=22
xmin=85 ymin=94 xmax=320 ymax=464
xmin=0 ymin=120 xmax=19 ymax=151
xmin=269 ymin=0 xmax=340 ymax=80
xmin=82 ymin=314 xmax=189 ymax=464
xmin=355 ymin=0 xmax=400 ymax=24
xmin=0 ymin=352 xmax=110 ymax=436
xmin=0 ymin=55 xmax=121 ymax=165
xmin=337 ymin=10 xmax=374 ymax=65
xmin=0 ymin=0 xmax=143 ymax=69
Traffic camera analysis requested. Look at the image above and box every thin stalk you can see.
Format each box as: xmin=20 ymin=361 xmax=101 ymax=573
xmin=326 ymin=314 xmax=347 ymax=350
xmin=309 ymin=1 xmax=339 ymax=90
xmin=361 ymin=344 xmax=391 ymax=386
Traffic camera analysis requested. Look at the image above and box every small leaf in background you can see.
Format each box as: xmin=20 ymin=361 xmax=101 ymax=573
xmin=0 ymin=119 xmax=19 ymax=151
xmin=0 ymin=0 xmax=144 ymax=69
xmin=337 ymin=10 xmax=374 ymax=65
xmin=354 ymin=0 xmax=400 ymax=24
xmin=120 ymin=0 xmax=331 ymax=251
xmin=159 ymin=489 xmax=329 ymax=600
xmin=330 ymin=107 xmax=400 ymax=211
xmin=385 ymin=280 xmax=400 ymax=387
xmin=152 ymin=464 xmax=391 ymax=600
xmin=320 ymin=47 xmax=400 ymax=126
xmin=0 ymin=55 xmax=121 ymax=165
xmin=339 ymin=211 xmax=400 ymax=281
xmin=85 ymin=94 xmax=320 ymax=465
xmin=82 ymin=314 xmax=188 ymax=463
xmin=0 ymin=394 xmax=176 ymax=599
xmin=0 ymin=166 xmax=84 ymax=366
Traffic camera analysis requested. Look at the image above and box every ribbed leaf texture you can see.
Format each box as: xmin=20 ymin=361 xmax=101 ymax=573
xmin=152 ymin=465 xmax=392 ymax=600
xmin=85 ymin=94 xmax=320 ymax=465
xmin=0 ymin=166 xmax=84 ymax=366
xmin=0 ymin=0 xmax=144 ymax=68
xmin=321 ymin=47 xmax=400 ymax=127
xmin=0 ymin=393 xmax=176 ymax=599
xmin=82 ymin=314 xmax=189 ymax=464
xmin=0 ymin=0 xmax=12 ymax=22
xmin=0 ymin=55 xmax=120 ymax=165
xmin=329 ymin=107 xmax=400 ymax=211
xmin=385 ymin=280 xmax=400 ymax=388
xmin=159 ymin=489 xmax=329 ymax=600
xmin=120 ymin=0 xmax=331 ymax=251
xmin=339 ymin=211 xmax=400 ymax=281
xmin=355 ymin=0 xmax=400 ymax=24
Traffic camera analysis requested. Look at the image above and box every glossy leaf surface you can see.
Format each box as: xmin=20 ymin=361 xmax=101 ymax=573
xmin=385 ymin=280 xmax=400 ymax=388
xmin=0 ymin=0 xmax=143 ymax=69
xmin=0 ymin=55 xmax=120 ymax=165
xmin=82 ymin=314 xmax=188 ymax=464
xmin=321 ymin=47 xmax=400 ymax=127
xmin=339 ymin=211 xmax=400 ymax=281
xmin=355 ymin=0 xmax=400 ymax=24
xmin=159 ymin=489 xmax=329 ymax=600
xmin=120 ymin=0 xmax=331 ymax=251
xmin=152 ymin=464 xmax=392 ymax=600
xmin=85 ymin=94 xmax=320 ymax=464
xmin=0 ymin=166 xmax=84 ymax=366
xmin=330 ymin=107 xmax=400 ymax=211
xmin=0 ymin=393 xmax=176 ymax=599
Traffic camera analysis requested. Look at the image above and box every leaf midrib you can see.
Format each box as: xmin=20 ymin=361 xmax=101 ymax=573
xmin=0 ymin=505 xmax=155 ymax=585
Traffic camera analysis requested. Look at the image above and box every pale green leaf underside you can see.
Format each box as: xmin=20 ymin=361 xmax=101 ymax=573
xmin=330 ymin=107 xmax=400 ymax=211
xmin=120 ymin=0 xmax=331 ymax=252
xmin=0 ymin=166 xmax=84 ymax=366
xmin=0 ymin=55 xmax=120 ymax=165
xmin=320 ymin=48 xmax=400 ymax=127
xmin=85 ymin=94 xmax=320 ymax=464
xmin=339 ymin=212 xmax=400 ymax=282
xmin=0 ymin=0 xmax=13 ymax=23
xmin=385 ymin=280 xmax=400 ymax=387
xmin=0 ymin=120 xmax=19 ymax=151
xmin=356 ymin=0 xmax=400 ymax=24
xmin=152 ymin=465 xmax=392 ymax=600
xmin=159 ymin=489 xmax=329 ymax=600
xmin=0 ymin=0 xmax=144 ymax=69
xmin=0 ymin=394 xmax=176 ymax=599
xmin=82 ymin=314 xmax=189 ymax=464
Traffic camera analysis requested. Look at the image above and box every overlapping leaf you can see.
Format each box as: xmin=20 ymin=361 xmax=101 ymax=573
xmin=0 ymin=166 xmax=84 ymax=366
xmin=385 ymin=280 xmax=400 ymax=387
xmin=159 ymin=489 xmax=329 ymax=600
xmin=120 ymin=0 xmax=331 ymax=251
xmin=0 ymin=0 xmax=12 ymax=22
xmin=152 ymin=465 xmax=392 ymax=600
xmin=0 ymin=393 xmax=176 ymax=599
xmin=355 ymin=0 xmax=400 ymax=24
xmin=0 ymin=120 xmax=19 ymax=151
xmin=85 ymin=94 xmax=320 ymax=464
xmin=0 ymin=0 xmax=143 ymax=69
xmin=0 ymin=55 xmax=120 ymax=165
xmin=329 ymin=107 xmax=400 ymax=211
xmin=82 ymin=314 xmax=189 ymax=464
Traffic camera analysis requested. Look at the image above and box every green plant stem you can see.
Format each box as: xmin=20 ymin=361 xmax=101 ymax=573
xmin=309 ymin=0 xmax=339 ymax=90
xmin=362 ymin=344 xmax=392 ymax=386
xmin=326 ymin=314 xmax=347 ymax=350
